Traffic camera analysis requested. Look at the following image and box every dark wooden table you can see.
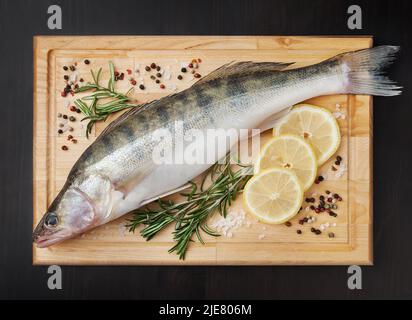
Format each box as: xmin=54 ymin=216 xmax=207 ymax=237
xmin=0 ymin=0 xmax=411 ymax=300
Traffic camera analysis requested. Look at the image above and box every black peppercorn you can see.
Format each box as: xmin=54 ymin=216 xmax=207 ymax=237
xmin=181 ymin=67 xmax=187 ymax=73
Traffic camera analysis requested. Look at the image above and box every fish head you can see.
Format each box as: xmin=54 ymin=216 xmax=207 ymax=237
xmin=33 ymin=174 xmax=114 ymax=248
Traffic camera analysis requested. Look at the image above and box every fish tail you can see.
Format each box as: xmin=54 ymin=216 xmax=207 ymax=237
xmin=339 ymin=45 xmax=402 ymax=96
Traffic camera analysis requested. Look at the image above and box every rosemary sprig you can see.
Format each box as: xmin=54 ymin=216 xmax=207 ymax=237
xmin=74 ymin=61 xmax=138 ymax=138
xmin=126 ymin=155 xmax=253 ymax=260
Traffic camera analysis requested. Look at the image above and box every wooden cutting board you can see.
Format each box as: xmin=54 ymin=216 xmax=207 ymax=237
xmin=33 ymin=36 xmax=373 ymax=265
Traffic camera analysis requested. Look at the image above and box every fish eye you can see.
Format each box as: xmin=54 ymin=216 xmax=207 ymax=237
xmin=44 ymin=212 xmax=59 ymax=228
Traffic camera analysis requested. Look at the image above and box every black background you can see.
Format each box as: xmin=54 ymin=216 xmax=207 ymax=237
xmin=0 ymin=0 xmax=411 ymax=300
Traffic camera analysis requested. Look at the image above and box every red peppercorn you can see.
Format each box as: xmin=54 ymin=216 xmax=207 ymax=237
xmin=114 ymin=71 xmax=119 ymax=77
xmin=188 ymin=63 xmax=193 ymax=68
xmin=127 ymin=69 xmax=132 ymax=75
xmin=131 ymin=79 xmax=137 ymax=86
xmin=61 ymin=91 xmax=67 ymax=97
xmin=160 ymin=84 xmax=165 ymax=89
xmin=70 ymin=106 xmax=77 ymax=112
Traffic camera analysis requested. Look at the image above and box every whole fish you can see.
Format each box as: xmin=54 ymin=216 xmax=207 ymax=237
xmin=33 ymin=46 xmax=400 ymax=247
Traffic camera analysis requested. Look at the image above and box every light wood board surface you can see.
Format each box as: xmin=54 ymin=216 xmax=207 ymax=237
xmin=33 ymin=36 xmax=373 ymax=265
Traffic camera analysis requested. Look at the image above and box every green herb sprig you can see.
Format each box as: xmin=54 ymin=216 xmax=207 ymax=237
xmin=74 ymin=62 xmax=137 ymax=138
xmin=126 ymin=155 xmax=253 ymax=260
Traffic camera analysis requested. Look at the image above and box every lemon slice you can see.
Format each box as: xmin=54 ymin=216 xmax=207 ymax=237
xmin=254 ymin=135 xmax=317 ymax=191
xmin=243 ymin=168 xmax=303 ymax=224
xmin=273 ymin=104 xmax=341 ymax=165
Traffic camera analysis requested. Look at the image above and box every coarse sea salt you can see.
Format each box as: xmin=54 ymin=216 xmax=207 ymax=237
xmin=212 ymin=208 xmax=246 ymax=238
xmin=335 ymin=163 xmax=347 ymax=178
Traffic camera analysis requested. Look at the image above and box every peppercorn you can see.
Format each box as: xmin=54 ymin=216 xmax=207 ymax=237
xmin=156 ymin=72 xmax=162 ymax=78
xmin=61 ymin=145 xmax=68 ymax=151
xmin=150 ymin=63 xmax=156 ymax=69
xmin=84 ymin=59 xmax=90 ymax=65
xmin=177 ymin=75 xmax=183 ymax=80
xmin=69 ymin=116 xmax=76 ymax=122
xmin=57 ymin=129 xmax=63 ymax=134
xmin=71 ymin=139 xmax=77 ymax=144
xmin=315 ymin=230 xmax=322 ymax=235
xmin=126 ymin=69 xmax=132 ymax=75
xmin=336 ymin=156 xmax=342 ymax=162
xmin=328 ymin=232 xmax=335 ymax=238
xmin=68 ymin=127 xmax=74 ymax=132
xmin=156 ymin=66 xmax=161 ymax=71
xmin=139 ymin=84 xmax=145 ymax=90
xmin=311 ymin=227 xmax=316 ymax=233
xmin=160 ymin=84 xmax=165 ymax=89
xmin=131 ymin=79 xmax=137 ymax=86
xmin=194 ymin=73 xmax=201 ymax=78
xmin=332 ymin=204 xmax=338 ymax=210
xmin=63 ymin=66 xmax=68 ymax=71
xmin=70 ymin=106 xmax=77 ymax=112
xmin=319 ymin=195 xmax=325 ymax=201
xmin=297 ymin=230 xmax=302 ymax=235
xmin=64 ymin=75 xmax=69 ymax=81
xmin=188 ymin=63 xmax=193 ymax=68
xmin=303 ymin=217 xmax=308 ymax=223
xmin=67 ymin=135 xmax=73 ymax=140
xmin=57 ymin=113 xmax=62 ymax=118
xmin=326 ymin=190 xmax=331 ymax=194
xmin=335 ymin=160 xmax=341 ymax=166
xmin=327 ymin=198 xmax=333 ymax=203
xmin=76 ymin=109 xmax=81 ymax=114
xmin=197 ymin=58 xmax=202 ymax=63
xmin=150 ymin=75 xmax=156 ymax=80
xmin=145 ymin=66 xmax=151 ymax=72
xmin=299 ymin=220 xmax=304 ymax=225
xmin=119 ymin=73 xmax=124 ymax=80
xmin=318 ymin=175 xmax=324 ymax=182
xmin=69 ymin=65 xmax=75 ymax=71
xmin=285 ymin=221 xmax=292 ymax=227
xmin=181 ymin=67 xmax=187 ymax=73
xmin=333 ymin=193 xmax=339 ymax=199
xmin=61 ymin=91 xmax=67 ymax=97
xmin=315 ymin=208 xmax=320 ymax=214
xmin=79 ymin=78 xmax=84 ymax=82
xmin=338 ymin=197 xmax=343 ymax=202
xmin=155 ymin=79 xmax=160 ymax=84
xmin=310 ymin=205 xmax=315 ymax=210
xmin=331 ymin=166 xmax=337 ymax=171
xmin=63 ymin=115 xmax=68 ymax=119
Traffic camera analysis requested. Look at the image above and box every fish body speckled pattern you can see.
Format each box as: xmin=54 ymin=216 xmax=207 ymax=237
xmin=33 ymin=46 xmax=401 ymax=247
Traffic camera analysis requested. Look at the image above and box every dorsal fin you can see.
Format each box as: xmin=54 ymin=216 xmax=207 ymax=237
xmin=195 ymin=61 xmax=294 ymax=85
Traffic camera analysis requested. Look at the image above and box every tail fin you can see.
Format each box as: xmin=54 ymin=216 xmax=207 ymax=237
xmin=340 ymin=45 xmax=401 ymax=96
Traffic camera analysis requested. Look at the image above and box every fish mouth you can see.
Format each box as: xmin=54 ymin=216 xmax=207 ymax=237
xmin=33 ymin=230 xmax=73 ymax=248
xmin=33 ymin=220 xmax=72 ymax=248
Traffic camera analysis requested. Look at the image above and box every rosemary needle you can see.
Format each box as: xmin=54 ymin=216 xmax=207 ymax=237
xmin=126 ymin=155 xmax=253 ymax=260
xmin=74 ymin=61 xmax=138 ymax=138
